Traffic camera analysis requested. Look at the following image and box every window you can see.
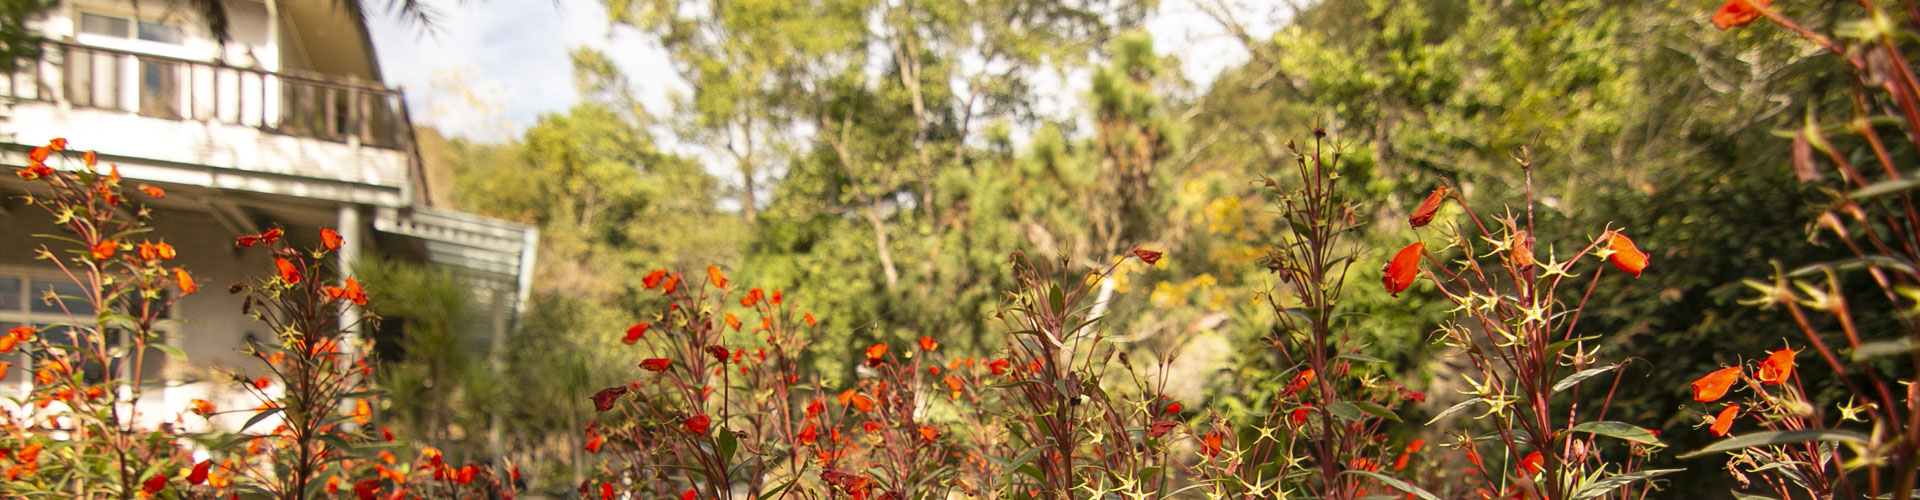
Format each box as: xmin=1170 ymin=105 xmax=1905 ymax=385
xmin=0 ymin=271 xmax=174 ymax=388
xmin=77 ymin=13 xmax=184 ymax=44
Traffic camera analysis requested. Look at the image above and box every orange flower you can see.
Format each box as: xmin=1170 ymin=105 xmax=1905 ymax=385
xmin=804 ymin=312 xmax=817 ymax=326
xmin=1133 ymin=249 xmax=1163 ymax=265
xmin=799 ymin=424 xmax=818 ymax=445
xmin=1283 ymin=368 xmax=1317 ymax=397
xmin=138 ymin=242 xmax=160 ymax=260
xmin=1608 ymin=233 xmax=1649 ymax=277
xmin=157 ymin=242 xmax=176 ymax=260
xmin=643 ymin=270 xmax=668 ymax=289
xmin=865 ymin=344 xmax=888 ymax=363
xmin=1200 ymin=431 xmax=1224 ymax=457
xmin=1409 ymin=185 xmax=1449 ymax=228
xmin=1382 ymin=242 xmax=1424 ymax=296
xmin=253 ymin=376 xmax=272 ymax=389
xmin=989 ymin=359 xmax=1011 ymax=375
xmin=139 ymin=184 xmax=165 ymax=198
xmin=806 ymin=399 xmax=825 ymax=417
xmin=585 ymin=435 xmax=605 ymax=453
xmin=1406 ymin=439 xmax=1426 ymax=453
xmin=1289 ymin=405 xmax=1311 ymax=426
xmin=1711 ymin=404 xmax=1741 ymax=436
xmin=1711 ymin=0 xmax=1771 ymax=29
xmin=944 ymin=375 xmax=964 ymax=398
xmin=29 ymin=145 xmax=50 ymax=165
xmin=1757 ymin=348 xmax=1796 ymax=385
xmin=261 ymin=228 xmax=283 ymax=245
xmin=724 ymin=313 xmax=742 ymax=331
xmin=1518 ymin=451 xmax=1544 ymax=475
xmin=189 ymin=398 xmax=214 ymax=415
xmin=684 ymin=414 xmax=712 ymax=435
xmin=1393 ymin=453 xmax=1411 ymax=471
xmin=175 ymin=269 xmax=197 ymax=295
xmin=15 ymin=164 xmax=54 ymax=179
xmin=640 ymin=358 xmax=673 ymax=371
xmin=771 ymin=290 xmax=783 ymax=305
xmin=662 ymin=274 xmax=682 ymax=294
xmin=917 ymin=426 xmax=939 ymax=442
xmin=91 ymin=240 xmax=117 ymax=260
xmin=353 ymin=399 xmax=373 ymax=425
xmin=48 ymin=138 xmax=67 ymax=151
xmin=862 ymin=421 xmax=882 ymax=433
xmin=275 ymin=258 xmax=301 ymax=283
xmin=83 ymin=150 xmax=96 ymax=167
xmin=708 ymin=265 xmax=729 ymax=288
xmin=842 ymin=391 xmax=875 ymax=412
xmin=1691 ymin=366 xmax=1742 ymax=402
xmin=324 ymin=278 xmax=367 ymax=305
xmin=321 ymin=228 xmax=343 ymax=251
xmin=623 ymin=322 xmax=649 ymax=344
xmin=742 ymin=287 xmax=764 ymax=307
xmin=143 ymin=474 xmax=169 ymax=494
xmin=918 ymin=336 xmax=939 ymax=351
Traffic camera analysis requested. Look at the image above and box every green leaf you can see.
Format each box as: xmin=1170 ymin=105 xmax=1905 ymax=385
xmin=1344 ymin=470 xmax=1443 ymax=500
xmin=1426 ymin=398 xmax=1485 ymax=425
xmin=1336 ymin=353 xmax=1387 ymax=364
xmin=1001 ymin=445 xmax=1045 ymax=479
xmin=150 ymin=343 xmax=188 ymax=362
xmin=1730 ymin=490 xmax=1780 ymax=500
xmin=1848 ymin=178 xmax=1920 ymax=200
xmin=1568 ymin=421 xmax=1663 ymax=446
xmin=1678 ymin=430 xmax=1871 ymax=459
xmin=1851 ymin=338 xmax=1918 ymax=362
xmin=1048 ymin=284 xmax=1065 ymax=313
xmin=239 ymin=408 xmax=283 ymax=432
xmin=1545 ymin=335 xmax=1602 ymax=357
xmin=717 ymin=428 xmax=737 ymax=464
xmin=1552 ymin=365 xmax=1617 ymax=394
xmin=1569 ymin=469 xmax=1682 ymax=500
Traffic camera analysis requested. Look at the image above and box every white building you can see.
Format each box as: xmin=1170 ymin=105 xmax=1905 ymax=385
xmin=0 ymin=0 xmax=535 ymax=430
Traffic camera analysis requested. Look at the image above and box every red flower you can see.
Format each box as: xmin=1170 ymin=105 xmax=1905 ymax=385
xmin=865 ymin=344 xmax=888 ymax=365
xmin=805 ymin=312 xmax=817 ymax=326
xmin=15 ymin=164 xmax=54 ymax=179
xmin=1133 ymin=249 xmax=1163 ymax=265
xmin=1518 ymin=451 xmax=1544 ymax=475
xmin=1758 ymin=348 xmax=1796 ymax=385
xmin=640 ymin=358 xmax=673 ymax=372
xmin=643 ymin=270 xmax=668 ymax=289
xmin=175 ymin=269 xmax=197 ymax=295
xmin=1282 ymin=369 xmax=1317 ymax=397
xmin=321 ymin=228 xmax=343 ymax=251
xmin=944 ymin=375 xmax=964 ymax=398
xmin=187 ymin=460 xmax=211 ymax=485
xmin=1148 ymin=420 xmax=1177 ymax=438
xmin=684 ymin=414 xmax=712 ymax=435
xmin=723 ymin=313 xmax=742 ymax=331
xmin=842 ymin=392 xmax=875 ymax=413
xmin=1406 ymin=439 xmax=1426 ymax=453
xmin=742 ymin=287 xmax=764 ymax=307
xmin=91 ymin=240 xmax=117 ymax=260
xmin=1691 ymin=366 xmax=1742 ymax=402
xmin=771 ymin=290 xmax=783 ymax=305
xmin=585 ymin=434 xmax=605 ymax=453
xmin=1164 ymin=401 xmax=1182 ymax=415
xmin=799 ymin=424 xmax=819 ymax=445
xmin=623 ymin=322 xmax=649 ymax=344
xmin=917 ymin=426 xmax=939 ymax=442
xmin=1409 ymin=186 xmax=1449 ymax=228
xmin=708 ymin=265 xmax=729 ymax=288
xmin=862 ymin=421 xmax=881 ymax=433
xmin=82 ymin=150 xmax=96 ymax=167
xmin=1711 ymin=403 xmax=1741 ymax=436
xmin=1289 ymin=405 xmax=1311 ymax=426
xmin=253 ymin=376 xmax=272 ymax=389
xmin=48 ymin=138 xmax=67 ymax=151
xmin=918 ymin=336 xmax=939 ymax=351
xmin=261 ymin=228 xmax=283 ymax=245
xmin=235 ymin=234 xmax=260 ymax=248
xmin=276 ymin=258 xmax=301 ymax=283
xmin=143 ymin=474 xmax=169 ymax=494
xmin=1382 ymin=242 xmax=1424 ymax=296
xmin=1712 ymin=0 xmax=1771 ymax=29
xmin=989 ymin=359 xmax=1011 ymax=375
xmin=1608 ymin=233 xmax=1649 ymax=277
xmin=707 ymin=345 xmax=730 ymax=363
xmin=591 ymin=386 xmax=629 ymax=412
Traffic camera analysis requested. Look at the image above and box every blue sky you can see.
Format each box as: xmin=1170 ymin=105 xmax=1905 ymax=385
xmin=366 ymin=0 xmax=1282 ymax=144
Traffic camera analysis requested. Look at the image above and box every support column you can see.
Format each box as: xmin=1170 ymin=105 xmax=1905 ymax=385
xmin=336 ymin=204 xmax=363 ymax=369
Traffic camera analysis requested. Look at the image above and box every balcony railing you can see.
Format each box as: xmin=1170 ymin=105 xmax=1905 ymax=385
xmin=2 ymin=41 xmax=414 ymax=150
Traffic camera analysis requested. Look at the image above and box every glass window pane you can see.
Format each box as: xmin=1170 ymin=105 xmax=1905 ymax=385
xmin=136 ymin=21 xmax=183 ymax=44
xmin=29 ymin=280 xmax=95 ymax=316
xmin=80 ymin=13 xmax=130 ymax=37
xmin=0 ymin=277 xmax=19 ymax=311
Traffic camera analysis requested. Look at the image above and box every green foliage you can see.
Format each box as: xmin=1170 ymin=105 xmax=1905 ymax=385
xmin=0 ymin=0 xmax=54 ymax=73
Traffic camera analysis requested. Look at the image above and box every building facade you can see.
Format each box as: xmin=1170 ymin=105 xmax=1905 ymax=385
xmin=0 ymin=0 xmax=534 ymax=430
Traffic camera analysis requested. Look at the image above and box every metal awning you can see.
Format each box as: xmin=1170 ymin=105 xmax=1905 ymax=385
xmin=371 ymin=206 xmax=537 ymax=327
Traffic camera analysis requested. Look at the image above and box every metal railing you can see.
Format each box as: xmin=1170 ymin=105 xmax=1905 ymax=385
xmin=2 ymin=41 xmax=414 ymax=150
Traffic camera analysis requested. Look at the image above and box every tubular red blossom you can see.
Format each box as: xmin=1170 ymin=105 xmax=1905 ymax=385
xmin=1132 ymin=249 xmax=1163 ymax=264
xmin=805 ymin=312 xmax=817 ymax=326
xmin=1712 ymin=0 xmax=1771 ymax=29
xmin=684 ymin=414 xmax=712 ymax=435
xmin=742 ymin=287 xmax=764 ymax=307
xmin=1383 ymin=242 xmax=1424 ymax=296
xmin=1409 ymin=185 xmax=1449 ymax=228
xmin=1200 ymin=431 xmax=1224 ymax=457
xmin=1519 ymin=451 xmax=1544 ymax=475
xmin=91 ymin=240 xmax=117 ymax=260
xmin=591 ymin=386 xmax=629 ymax=412
xmin=1711 ymin=404 xmax=1741 ymax=436
xmin=623 ymin=322 xmax=649 ymax=344
xmin=1757 ymin=348 xmax=1796 ymax=385
xmin=917 ymin=426 xmax=939 ymax=442
xmin=585 ymin=435 xmax=605 ymax=453
xmin=640 ymin=358 xmax=673 ymax=372
xmin=175 ymin=269 xmax=197 ymax=295
xmin=724 ymin=313 xmax=742 ymax=331
xmin=143 ymin=475 xmax=169 ymax=494
xmin=919 ymin=336 xmax=939 ymax=351
xmin=1608 ymin=233 xmax=1650 ymax=277
xmin=643 ymin=270 xmax=668 ymax=289
xmin=707 ymin=265 xmax=728 ymax=288
xmin=321 ymin=228 xmax=343 ymax=250
xmin=276 ymin=258 xmax=301 ymax=283
xmin=799 ymin=424 xmax=818 ymax=445
xmin=187 ymin=460 xmax=211 ymax=485
xmin=865 ymin=344 xmax=888 ymax=365
xmin=989 ymin=359 xmax=1011 ymax=375
xmin=1691 ymin=366 xmax=1742 ymax=402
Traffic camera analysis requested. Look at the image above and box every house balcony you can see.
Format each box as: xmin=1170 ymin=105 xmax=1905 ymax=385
xmin=2 ymin=41 xmax=421 ymax=207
